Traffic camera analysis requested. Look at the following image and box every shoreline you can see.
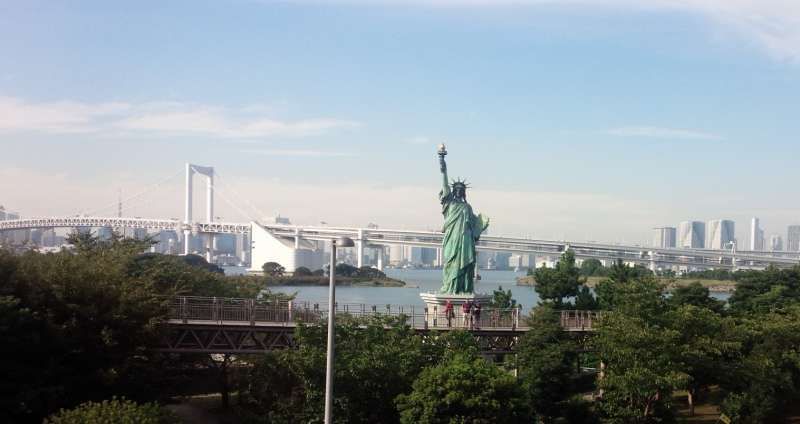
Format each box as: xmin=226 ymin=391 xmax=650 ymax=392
xmin=516 ymin=275 xmax=737 ymax=293
xmin=265 ymin=276 xmax=407 ymax=288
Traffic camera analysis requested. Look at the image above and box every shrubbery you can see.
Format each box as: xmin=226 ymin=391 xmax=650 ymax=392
xmin=44 ymin=398 xmax=178 ymax=424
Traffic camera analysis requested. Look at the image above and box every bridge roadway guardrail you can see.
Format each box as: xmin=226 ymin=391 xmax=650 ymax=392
xmin=168 ymin=296 xmax=600 ymax=332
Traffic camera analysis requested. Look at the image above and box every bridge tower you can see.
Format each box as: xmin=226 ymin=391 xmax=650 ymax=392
xmin=184 ymin=163 xmax=215 ymax=261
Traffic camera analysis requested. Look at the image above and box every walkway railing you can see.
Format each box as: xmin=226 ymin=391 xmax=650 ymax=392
xmin=168 ymin=296 xmax=601 ymax=331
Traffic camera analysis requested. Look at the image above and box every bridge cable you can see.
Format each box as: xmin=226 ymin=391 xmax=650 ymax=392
xmin=212 ymin=172 xmax=269 ymax=222
xmin=77 ymin=169 xmax=183 ymax=217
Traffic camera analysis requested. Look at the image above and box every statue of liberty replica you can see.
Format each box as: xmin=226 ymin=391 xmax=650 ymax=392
xmin=421 ymin=144 xmax=492 ymax=323
xmin=437 ymin=144 xmax=489 ymax=294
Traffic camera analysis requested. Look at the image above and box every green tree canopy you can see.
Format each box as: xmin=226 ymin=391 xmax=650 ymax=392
xmin=293 ymin=266 xmax=313 ymax=276
xmin=580 ymin=258 xmax=606 ymax=277
xmin=668 ymin=281 xmax=725 ymax=313
xmin=395 ymin=354 xmax=529 ymax=424
xmin=534 ymin=250 xmax=586 ymax=308
xmin=517 ymin=305 xmax=584 ymax=422
xmin=262 ymin=261 xmax=286 ymax=277
xmin=43 ymin=397 xmax=177 ymax=424
xmin=728 ymin=265 xmax=800 ymax=314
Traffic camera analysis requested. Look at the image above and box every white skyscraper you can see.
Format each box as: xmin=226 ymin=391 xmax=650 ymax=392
xmin=706 ymin=219 xmax=735 ymax=250
xmin=788 ymin=225 xmax=800 ymax=252
xmin=770 ymin=234 xmax=783 ymax=251
xmin=750 ymin=217 xmax=764 ymax=251
xmin=653 ymin=227 xmax=677 ymax=248
xmin=678 ymin=221 xmax=705 ymax=248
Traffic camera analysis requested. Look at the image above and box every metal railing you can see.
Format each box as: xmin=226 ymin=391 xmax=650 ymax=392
xmin=168 ymin=296 xmax=601 ymax=331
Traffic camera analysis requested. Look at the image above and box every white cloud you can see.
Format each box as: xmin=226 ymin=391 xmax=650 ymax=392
xmin=606 ymin=126 xmax=723 ymax=140
xmin=0 ymin=97 xmax=360 ymax=139
xmin=282 ymin=0 xmax=800 ymax=62
xmin=0 ymin=96 xmax=130 ymax=134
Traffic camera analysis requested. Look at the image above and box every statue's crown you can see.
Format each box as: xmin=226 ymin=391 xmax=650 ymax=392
xmin=451 ymin=178 xmax=470 ymax=189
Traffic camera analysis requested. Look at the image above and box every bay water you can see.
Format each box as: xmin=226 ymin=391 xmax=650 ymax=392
xmin=223 ymin=267 xmax=732 ymax=314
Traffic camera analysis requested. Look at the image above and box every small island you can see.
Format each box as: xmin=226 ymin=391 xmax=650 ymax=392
xmin=259 ymin=261 xmax=406 ymax=287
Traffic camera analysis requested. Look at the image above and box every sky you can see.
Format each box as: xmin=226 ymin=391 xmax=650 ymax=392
xmin=1 ymin=0 xmax=799 ymax=245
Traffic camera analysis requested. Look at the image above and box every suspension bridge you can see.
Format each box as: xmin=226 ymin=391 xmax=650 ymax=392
xmin=1 ymin=163 xmax=799 ymax=271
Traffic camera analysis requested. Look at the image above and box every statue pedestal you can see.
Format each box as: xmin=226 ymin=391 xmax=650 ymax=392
xmin=419 ymin=292 xmax=492 ymax=330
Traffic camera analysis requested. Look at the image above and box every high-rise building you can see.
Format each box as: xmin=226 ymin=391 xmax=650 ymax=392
xmin=770 ymin=234 xmax=784 ymax=251
xmin=706 ymin=219 xmax=735 ymax=250
xmin=787 ymin=225 xmax=800 ymax=252
xmin=678 ymin=221 xmax=705 ymax=248
xmin=653 ymin=227 xmax=677 ymax=248
xmin=750 ymin=217 xmax=764 ymax=251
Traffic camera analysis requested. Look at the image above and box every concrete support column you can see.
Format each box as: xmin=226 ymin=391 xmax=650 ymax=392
xmin=294 ymin=228 xmax=301 ymax=249
xmin=183 ymin=164 xmax=193 ymax=255
xmin=356 ymin=229 xmax=364 ymax=268
xmin=205 ymin=233 xmax=213 ymax=263
xmin=436 ymin=247 xmax=442 ymax=267
xmin=376 ymin=247 xmax=384 ymax=271
xmin=648 ymin=251 xmax=657 ymax=273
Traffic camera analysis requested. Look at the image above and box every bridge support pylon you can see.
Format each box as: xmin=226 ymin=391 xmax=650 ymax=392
xmin=184 ymin=163 xmax=215 ymax=260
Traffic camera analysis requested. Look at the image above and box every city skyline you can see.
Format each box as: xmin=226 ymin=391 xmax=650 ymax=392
xmin=2 ymin=1 xmax=800 ymax=245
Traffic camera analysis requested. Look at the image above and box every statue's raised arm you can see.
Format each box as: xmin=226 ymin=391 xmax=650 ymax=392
xmin=438 ymin=144 xmax=450 ymax=200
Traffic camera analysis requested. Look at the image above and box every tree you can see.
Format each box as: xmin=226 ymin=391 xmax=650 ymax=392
xmin=335 ymin=263 xmax=359 ymax=277
xmin=719 ymin=306 xmax=800 ymax=423
xmin=355 ymin=266 xmax=386 ymax=279
xmin=665 ymin=305 xmax=741 ymax=416
xmin=594 ymin=276 xmax=685 ymax=423
xmin=43 ymin=397 xmax=177 ymax=424
xmin=534 ymin=250 xmax=585 ymax=308
xmin=729 ymin=265 xmax=800 ymax=314
xmin=294 ymin=266 xmax=313 ymax=277
xmin=517 ymin=305 xmax=586 ymax=422
xmin=489 ymin=285 xmax=518 ymax=309
xmin=262 ymin=261 xmax=285 ymax=277
xmin=0 ymin=238 xmax=169 ymax=422
xmin=396 ymin=354 xmax=530 ymax=424
xmin=668 ymin=282 xmax=724 ymax=314
xmin=263 ymin=315 xmax=428 ymax=423
xmin=580 ymin=258 xmax=606 ymax=277
xmin=596 ymin=312 xmax=686 ymax=423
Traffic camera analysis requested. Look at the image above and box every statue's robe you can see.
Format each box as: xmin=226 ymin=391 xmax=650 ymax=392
xmin=439 ymin=181 xmax=489 ymax=294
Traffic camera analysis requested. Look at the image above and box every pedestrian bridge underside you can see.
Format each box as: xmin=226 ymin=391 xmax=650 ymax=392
xmin=160 ymin=296 xmax=597 ymax=355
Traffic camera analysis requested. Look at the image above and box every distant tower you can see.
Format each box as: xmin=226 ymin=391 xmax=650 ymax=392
xmin=706 ymin=219 xmax=735 ymax=250
xmin=770 ymin=234 xmax=784 ymax=251
xmin=678 ymin=221 xmax=705 ymax=249
xmin=750 ymin=217 xmax=764 ymax=251
xmin=117 ymin=189 xmax=122 ymax=218
xmin=787 ymin=225 xmax=800 ymax=252
xmin=653 ymin=227 xmax=677 ymax=248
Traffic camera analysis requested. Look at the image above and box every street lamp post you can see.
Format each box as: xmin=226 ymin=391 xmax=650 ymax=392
xmin=325 ymin=236 xmax=354 ymax=424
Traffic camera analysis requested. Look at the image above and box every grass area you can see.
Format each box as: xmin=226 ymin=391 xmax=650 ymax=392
xmin=516 ymin=275 xmax=736 ymax=292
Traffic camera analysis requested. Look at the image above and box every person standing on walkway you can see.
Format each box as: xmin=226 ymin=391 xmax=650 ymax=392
xmin=473 ymin=302 xmax=482 ymax=329
xmin=444 ymin=300 xmax=454 ymax=327
xmin=462 ymin=301 xmax=472 ymax=328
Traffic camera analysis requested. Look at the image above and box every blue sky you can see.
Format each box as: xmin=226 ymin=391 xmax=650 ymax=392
xmin=1 ymin=0 xmax=799 ymax=244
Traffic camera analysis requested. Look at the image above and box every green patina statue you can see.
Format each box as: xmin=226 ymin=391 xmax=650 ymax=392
xmin=437 ymin=145 xmax=489 ymax=294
